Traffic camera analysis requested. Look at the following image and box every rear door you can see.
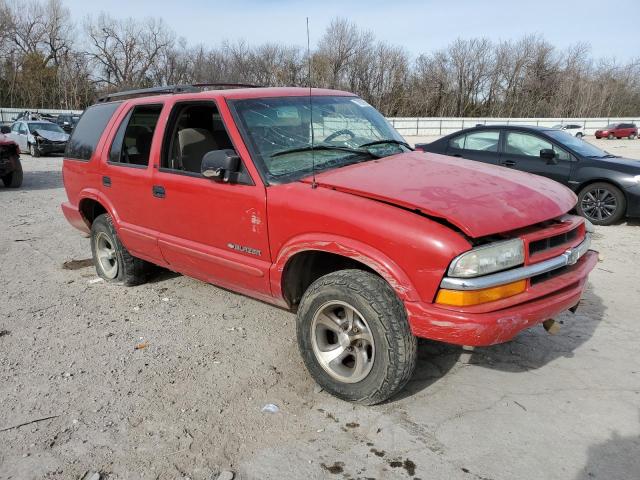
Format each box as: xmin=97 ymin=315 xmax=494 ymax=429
xmin=151 ymin=99 xmax=272 ymax=297
xmin=100 ymin=102 xmax=165 ymax=263
xmin=445 ymin=129 xmax=501 ymax=165
xmin=499 ymin=130 xmax=573 ymax=185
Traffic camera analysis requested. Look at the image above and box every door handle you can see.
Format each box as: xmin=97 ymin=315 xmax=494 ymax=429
xmin=152 ymin=185 xmax=165 ymax=198
xmin=102 ymin=176 xmax=111 ymax=187
xmin=502 ymin=160 xmax=516 ymax=167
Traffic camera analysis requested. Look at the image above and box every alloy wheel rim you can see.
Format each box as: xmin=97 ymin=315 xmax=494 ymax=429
xmin=581 ymin=188 xmax=617 ymax=221
xmin=95 ymin=232 xmax=118 ymax=279
xmin=311 ymin=300 xmax=375 ymax=384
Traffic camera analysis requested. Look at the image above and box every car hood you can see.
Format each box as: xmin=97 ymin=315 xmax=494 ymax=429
xmin=33 ymin=129 xmax=69 ymax=142
xmin=304 ymin=152 xmax=577 ymax=238
xmin=589 ymin=156 xmax=640 ymax=170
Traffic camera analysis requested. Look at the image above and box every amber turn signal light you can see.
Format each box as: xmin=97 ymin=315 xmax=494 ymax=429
xmin=435 ymin=279 xmax=526 ymax=307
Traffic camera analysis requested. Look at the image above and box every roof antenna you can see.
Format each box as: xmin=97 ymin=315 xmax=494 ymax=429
xmin=307 ymin=17 xmax=317 ymax=189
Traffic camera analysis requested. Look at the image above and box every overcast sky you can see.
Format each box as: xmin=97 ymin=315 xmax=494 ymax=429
xmin=63 ymin=0 xmax=636 ymax=61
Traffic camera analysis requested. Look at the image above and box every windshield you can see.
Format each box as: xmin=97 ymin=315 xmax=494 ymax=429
xmin=29 ymin=122 xmax=65 ymax=134
xmin=546 ymin=130 xmax=614 ymax=157
xmin=232 ymin=95 xmax=408 ymax=182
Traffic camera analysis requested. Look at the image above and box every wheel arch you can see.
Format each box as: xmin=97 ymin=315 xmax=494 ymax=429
xmin=273 ymin=234 xmax=419 ymax=309
xmin=78 ymin=190 xmax=121 ymax=228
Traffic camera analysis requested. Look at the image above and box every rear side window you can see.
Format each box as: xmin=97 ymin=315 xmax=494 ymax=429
xmin=450 ymin=130 xmax=499 ymax=152
xmin=66 ymin=102 xmax=121 ymax=160
xmin=109 ymin=104 xmax=162 ymax=167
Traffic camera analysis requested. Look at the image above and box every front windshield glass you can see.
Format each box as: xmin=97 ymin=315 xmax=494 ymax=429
xmin=232 ymin=95 xmax=408 ymax=182
xmin=546 ymin=130 xmax=613 ymax=157
xmin=30 ymin=122 xmax=65 ymax=133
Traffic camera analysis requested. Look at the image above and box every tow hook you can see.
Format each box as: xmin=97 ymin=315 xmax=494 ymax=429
xmin=542 ymin=319 xmax=560 ymax=335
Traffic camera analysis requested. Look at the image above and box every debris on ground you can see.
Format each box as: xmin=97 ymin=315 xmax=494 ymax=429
xmin=261 ymin=403 xmax=280 ymax=414
xmin=217 ymin=471 xmax=235 ymax=480
xmin=0 ymin=329 xmax=10 ymax=337
xmin=80 ymin=472 xmax=101 ymax=480
xmin=88 ymin=278 xmax=104 ymax=284
xmin=62 ymin=258 xmax=93 ymax=270
xmin=134 ymin=342 xmax=148 ymax=350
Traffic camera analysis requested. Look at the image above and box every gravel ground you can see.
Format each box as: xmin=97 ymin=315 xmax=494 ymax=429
xmin=1 ymin=139 xmax=639 ymax=480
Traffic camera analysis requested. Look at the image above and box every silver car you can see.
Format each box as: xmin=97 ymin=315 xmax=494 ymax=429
xmin=8 ymin=120 xmax=70 ymax=157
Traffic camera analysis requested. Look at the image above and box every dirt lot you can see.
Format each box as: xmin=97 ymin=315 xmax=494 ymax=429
xmin=1 ymin=138 xmax=639 ymax=480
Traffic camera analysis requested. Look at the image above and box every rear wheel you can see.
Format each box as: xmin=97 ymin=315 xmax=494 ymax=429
xmin=1 ymin=159 xmax=23 ymax=187
xmin=607 ymin=133 xmax=614 ymax=140
xmin=577 ymin=182 xmax=626 ymax=226
xmin=90 ymin=213 xmax=149 ymax=285
xmin=575 ymin=132 xmax=583 ymax=138
xmin=629 ymin=133 xmax=636 ymax=140
xmin=296 ymin=269 xmax=417 ymax=405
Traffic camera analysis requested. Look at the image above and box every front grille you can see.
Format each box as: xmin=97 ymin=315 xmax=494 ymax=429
xmin=529 ymin=227 xmax=579 ymax=256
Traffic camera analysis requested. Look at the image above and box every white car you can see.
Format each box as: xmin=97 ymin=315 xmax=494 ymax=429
xmin=553 ymin=123 xmax=585 ymax=138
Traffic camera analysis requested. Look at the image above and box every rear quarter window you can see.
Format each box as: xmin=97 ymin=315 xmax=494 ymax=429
xmin=66 ymin=102 xmax=121 ymax=160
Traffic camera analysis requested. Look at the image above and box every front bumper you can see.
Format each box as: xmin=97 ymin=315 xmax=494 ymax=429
xmin=405 ymin=249 xmax=598 ymax=346
xmin=624 ymin=183 xmax=640 ymax=218
xmin=38 ymin=142 xmax=67 ymax=154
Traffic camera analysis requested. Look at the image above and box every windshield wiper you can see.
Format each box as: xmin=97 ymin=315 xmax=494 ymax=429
xmin=358 ymin=139 xmax=413 ymax=150
xmin=270 ymin=145 xmax=381 ymax=159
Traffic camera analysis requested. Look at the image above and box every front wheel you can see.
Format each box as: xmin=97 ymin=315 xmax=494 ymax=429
xmin=607 ymin=133 xmax=614 ymax=140
xmin=629 ymin=134 xmax=637 ymax=140
xmin=90 ymin=213 xmax=149 ymax=285
xmin=577 ymin=182 xmax=626 ymax=226
xmin=29 ymin=143 xmax=40 ymax=157
xmin=575 ymin=132 xmax=583 ymax=138
xmin=296 ymin=269 xmax=417 ymax=405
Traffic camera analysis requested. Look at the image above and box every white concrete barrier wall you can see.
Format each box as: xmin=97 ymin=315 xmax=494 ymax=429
xmin=388 ymin=117 xmax=640 ymax=137
xmin=0 ymin=107 xmax=83 ymax=124
xmin=1 ymin=107 xmax=638 ymax=138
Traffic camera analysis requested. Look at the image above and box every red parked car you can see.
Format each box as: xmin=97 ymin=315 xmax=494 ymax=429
xmin=0 ymin=126 xmax=22 ymax=187
xmin=594 ymin=123 xmax=637 ymax=139
xmin=61 ymin=85 xmax=597 ymax=404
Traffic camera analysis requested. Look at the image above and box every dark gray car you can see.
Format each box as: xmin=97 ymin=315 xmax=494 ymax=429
xmin=417 ymin=125 xmax=640 ymax=225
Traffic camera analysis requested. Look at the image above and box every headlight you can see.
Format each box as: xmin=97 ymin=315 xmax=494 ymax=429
xmin=583 ymin=218 xmax=595 ymax=233
xmin=633 ymin=175 xmax=640 ymax=184
xmin=448 ymin=238 xmax=524 ymax=278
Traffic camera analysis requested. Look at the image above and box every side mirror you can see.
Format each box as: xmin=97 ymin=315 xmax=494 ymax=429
xmin=201 ymin=149 xmax=241 ymax=182
xmin=0 ymin=125 xmax=10 ymax=134
xmin=540 ymin=148 xmax=557 ymax=165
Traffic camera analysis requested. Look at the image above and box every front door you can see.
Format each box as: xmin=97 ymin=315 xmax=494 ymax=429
xmin=100 ymin=103 xmax=165 ymax=263
xmin=499 ymin=130 xmax=573 ymax=185
xmin=152 ymin=100 xmax=272 ymax=297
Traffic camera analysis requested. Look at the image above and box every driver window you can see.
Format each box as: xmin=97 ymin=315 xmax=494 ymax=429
xmin=162 ymin=102 xmax=234 ymax=174
xmin=505 ymin=132 xmax=571 ymax=160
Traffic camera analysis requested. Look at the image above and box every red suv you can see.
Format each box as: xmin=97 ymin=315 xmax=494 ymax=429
xmin=61 ymin=85 xmax=597 ymax=404
xmin=595 ymin=123 xmax=637 ymax=139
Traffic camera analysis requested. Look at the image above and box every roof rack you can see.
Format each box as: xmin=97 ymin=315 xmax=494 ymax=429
xmin=96 ymin=83 xmax=260 ymax=103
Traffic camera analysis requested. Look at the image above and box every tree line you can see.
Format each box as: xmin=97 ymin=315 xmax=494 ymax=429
xmin=1 ymin=0 xmax=639 ymax=117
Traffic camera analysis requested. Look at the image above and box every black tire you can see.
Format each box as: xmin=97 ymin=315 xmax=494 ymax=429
xmin=607 ymin=133 xmax=614 ymax=140
xmin=296 ymin=269 xmax=417 ymax=405
xmin=576 ymin=182 xmax=626 ymax=226
xmin=629 ymin=134 xmax=637 ymax=140
xmin=29 ymin=143 xmax=40 ymax=157
xmin=90 ymin=213 xmax=149 ymax=285
xmin=575 ymin=132 xmax=583 ymax=138
xmin=1 ymin=159 xmax=23 ymax=187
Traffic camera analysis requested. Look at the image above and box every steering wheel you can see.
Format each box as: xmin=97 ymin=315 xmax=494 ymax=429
xmin=324 ymin=129 xmax=356 ymax=143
